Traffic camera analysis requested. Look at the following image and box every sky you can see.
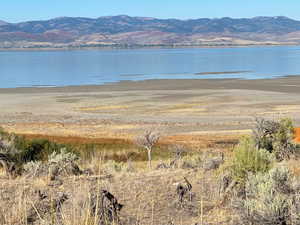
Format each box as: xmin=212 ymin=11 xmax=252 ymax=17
xmin=2 ymin=0 xmax=300 ymax=23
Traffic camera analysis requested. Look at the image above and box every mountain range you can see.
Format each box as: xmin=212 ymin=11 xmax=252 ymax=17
xmin=1 ymin=15 xmax=300 ymax=48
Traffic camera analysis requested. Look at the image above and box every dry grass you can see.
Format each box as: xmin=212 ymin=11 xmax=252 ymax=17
xmin=286 ymin=159 xmax=300 ymax=177
xmin=76 ymin=105 xmax=130 ymax=112
xmin=1 ymin=129 xmax=299 ymax=225
xmin=0 ymin=130 xmax=241 ymax=225
xmin=160 ymin=134 xmax=239 ymax=152
xmin=0 ymin=163 xmax=232 ymax=225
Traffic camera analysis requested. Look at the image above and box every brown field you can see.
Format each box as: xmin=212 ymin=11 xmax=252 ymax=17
xmin=1 ymin=76 xmax=300 ymax=141
xmin=21 ymin=133 xmax=239 ymax=150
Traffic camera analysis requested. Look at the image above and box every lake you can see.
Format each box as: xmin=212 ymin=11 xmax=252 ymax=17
xmin=1 ymin=46 xmax=300 ymax=88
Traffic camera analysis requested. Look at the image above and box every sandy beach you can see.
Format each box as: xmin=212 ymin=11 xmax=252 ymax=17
xmin=1 ymin=76 xmax=300 ymax=140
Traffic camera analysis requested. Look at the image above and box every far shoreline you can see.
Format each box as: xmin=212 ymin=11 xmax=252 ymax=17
xmin=1 ymin=75 xmax=300 ymax=94
xmin=0 ymin=43 xmax=299 ymax=52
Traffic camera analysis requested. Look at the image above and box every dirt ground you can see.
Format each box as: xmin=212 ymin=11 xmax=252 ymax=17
xmin=1 ymin=76 xmax=300 ymax=141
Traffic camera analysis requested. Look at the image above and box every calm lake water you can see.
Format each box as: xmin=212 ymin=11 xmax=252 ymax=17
xmin=1 ymin=46 xmax=300 ymax=88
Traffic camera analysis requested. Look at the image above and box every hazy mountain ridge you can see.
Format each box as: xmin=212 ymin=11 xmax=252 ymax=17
xmin=1 ymin=15 xmax=300 ymax=48
xmin=0 ymin=20 xmax=8 ymax=26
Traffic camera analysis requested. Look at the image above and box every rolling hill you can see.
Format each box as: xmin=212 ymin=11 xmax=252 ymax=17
xmin=1 ymin=15 xmax=300 ymax=48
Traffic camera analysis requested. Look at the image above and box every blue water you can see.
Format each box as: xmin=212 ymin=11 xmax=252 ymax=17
xmin=1 ymin=46 xmax=300 ymax=88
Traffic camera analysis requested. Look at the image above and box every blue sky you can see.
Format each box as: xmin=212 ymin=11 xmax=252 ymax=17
xmin=2 ymin=0 xmax=300 ymax=22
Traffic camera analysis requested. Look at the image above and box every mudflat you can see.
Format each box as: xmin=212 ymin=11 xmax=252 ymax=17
xmin=1 ymin=76 xmax=300 ymax=140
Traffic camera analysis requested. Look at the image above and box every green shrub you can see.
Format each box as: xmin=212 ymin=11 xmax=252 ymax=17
xmin=22 ymin=149 xmax=82 ymax=178
xmin=273 ymin=118 xmax=297 ymax=160
xmin=0 ymin=129 xmax=77 ymax=170
xmin=253 ymin=118 xmax=297 ymax=161
xmin=18 ymin=139 xmax=52 ymax=162
xmin=180 ymin=154 xmax=202 ymax=169
xmin=230 ymin=137 xmax=274 ymax=186
xmin=23 ymin=161 xmax=46 ymax=177
xmin=104 ymin=160 xmax=126 ymax=173
xmin=17 ymin=138 xmax=75 ymax=163
xmin=235 ymin=167 xmax=299 ymax=225
xmin=48 ymin=148 xmax=79 ymax=164
xmin=0 ymin=127 xmax=11 ymax=139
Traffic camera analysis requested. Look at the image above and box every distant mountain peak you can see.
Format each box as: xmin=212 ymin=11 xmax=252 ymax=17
xmin=53 ymin=16 xmax=70 ymax=20
xmin=135 ymin=16 xmax=156 ymax=20
xmin=253 ymin=16 xmax=293 ymax=20
xmin=98 ymin=15 xmax=131 ymax=19
xmin=116 ymin=15 xmax=131 ymax=18
xmin=0 ymin=20 xmax=8 ymax=26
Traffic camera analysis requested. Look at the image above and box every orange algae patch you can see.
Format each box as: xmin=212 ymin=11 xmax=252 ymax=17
xmin=295 ymin=128 xmax=300 ymax=143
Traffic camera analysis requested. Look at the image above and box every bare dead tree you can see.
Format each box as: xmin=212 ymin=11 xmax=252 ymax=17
xmin=135 ymin=131 xmax=160 ymax=168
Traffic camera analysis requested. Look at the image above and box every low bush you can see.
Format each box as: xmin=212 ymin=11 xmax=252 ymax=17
xmin=235 ymin=166 xmax=300 ymax=225
xmin=23 ymin=149 xmax=82 ymax=178
xmin=0 ymin=129 xmax=76 ymax=165
xmin=180 ymin=154 xmax=202 ymax=169
xmin=104 ymin=160 xmax=125 ymax=172
xmin=102 ymin=159 xmax=135 ymax=173
xmin=253 ymin=118 xmax=298 ymax=161
xmin=23 ymin=161 xmax=46 ymax=177
xmin=273 ymin=118 xmax=297 ymax=160
xmin=230 ymin=137 xmax=274 ymax=186
xmin=48 ymin=148 xmax=79 ymax=164
xmin=16 ymin=138 xmax=74 ymax=163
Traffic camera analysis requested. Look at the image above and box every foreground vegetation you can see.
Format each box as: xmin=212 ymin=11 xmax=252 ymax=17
xmin=0 ymin=118 xmax=300 ymax=225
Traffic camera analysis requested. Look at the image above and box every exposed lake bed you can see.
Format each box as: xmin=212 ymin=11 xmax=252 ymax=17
xmin=1 ymin=76 xmax=300 ymax=142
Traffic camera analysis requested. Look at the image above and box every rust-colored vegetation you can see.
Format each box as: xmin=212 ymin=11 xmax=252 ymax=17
xmin=20 ymin=133 xmax=239 ymax=163
xmin=295 ymin=127 xmax=300 ymax=143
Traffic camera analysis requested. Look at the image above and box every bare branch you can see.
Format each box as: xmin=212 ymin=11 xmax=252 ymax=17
xmin=135 ymin=131 xmax=160 ymax=168
xmin=135 ymin=131 xmax=160 ymax=151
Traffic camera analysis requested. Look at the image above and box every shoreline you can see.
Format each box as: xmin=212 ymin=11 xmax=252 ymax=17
xmin=1 ymin=75 xmax=300 ymax=94
xmin=0 ymin=43 xmax=299 ymax=52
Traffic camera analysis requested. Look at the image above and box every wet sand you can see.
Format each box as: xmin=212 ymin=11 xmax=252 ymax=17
xmin=1 ymin=76 xmax=300 ymax=139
